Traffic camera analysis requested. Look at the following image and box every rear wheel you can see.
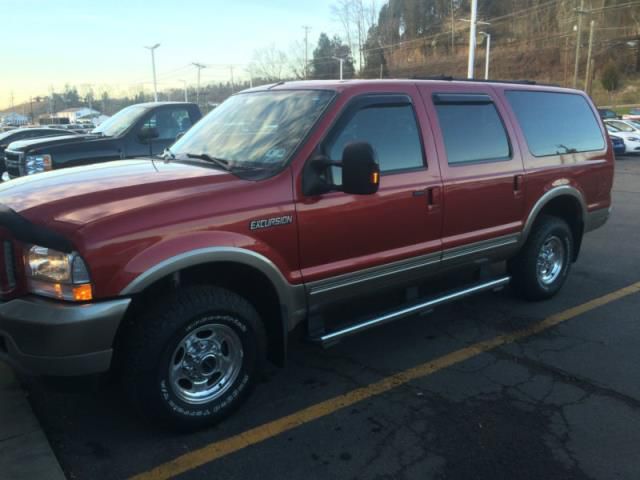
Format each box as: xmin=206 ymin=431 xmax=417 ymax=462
xmin=509 ymin=215 xmax=573 ymax=301
xmin=121 ymin=286 xmax=266 ymax=431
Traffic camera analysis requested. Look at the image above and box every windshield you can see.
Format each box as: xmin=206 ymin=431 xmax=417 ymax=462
xmin=92 ymin=105 xmax=147 ymax=137
xmin=171 ymin=90 xmax=334 ymax=171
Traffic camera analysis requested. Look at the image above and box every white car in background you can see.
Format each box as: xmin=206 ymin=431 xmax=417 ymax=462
xmin=605 ymin=119 xmax=640 ymax=133
xmin=605 ymin=122 xmax=640 ymax=154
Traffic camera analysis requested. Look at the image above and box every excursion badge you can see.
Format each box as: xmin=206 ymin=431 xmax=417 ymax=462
xmin=249 ymin=215 xmax=294 ymax=231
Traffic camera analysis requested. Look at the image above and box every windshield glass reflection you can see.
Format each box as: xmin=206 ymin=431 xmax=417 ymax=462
xmin=171 ymin=90 xmax=334 ymax=170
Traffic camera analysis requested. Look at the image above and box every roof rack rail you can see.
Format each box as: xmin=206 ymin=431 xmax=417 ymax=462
xmin=408 ymin=76 xmax=560 ymax=87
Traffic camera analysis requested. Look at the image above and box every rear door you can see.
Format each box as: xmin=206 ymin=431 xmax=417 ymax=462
xmin=417 ymin=84 xmax=525 ymax=262
xmin=296 ymin=85 xmax=443 ymax=306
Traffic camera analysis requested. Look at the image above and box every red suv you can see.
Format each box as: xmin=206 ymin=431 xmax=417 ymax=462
xmin=0 ymin=79 xmax=613 ymax=430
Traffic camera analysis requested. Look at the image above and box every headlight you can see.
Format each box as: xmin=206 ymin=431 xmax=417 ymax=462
xmin=627 ymin=137 xmax=640 ymax=142
xmin=25 ymin=154 xmax=52 ymax=175
xmin=24 ymin=245 xmax=93 ymax=301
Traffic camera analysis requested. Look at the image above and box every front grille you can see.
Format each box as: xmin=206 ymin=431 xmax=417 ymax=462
xmin=4 ymin=150 xmax=22 ymax=178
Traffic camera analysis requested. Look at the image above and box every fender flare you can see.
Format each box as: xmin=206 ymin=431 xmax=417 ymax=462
xmin=521 ymin=185 xmax=587 ymax=243
xmin=119 ymin=247 xmax=307 ymax=333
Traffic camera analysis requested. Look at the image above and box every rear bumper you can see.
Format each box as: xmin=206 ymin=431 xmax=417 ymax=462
xmin=0 ymin=296 xmax=130 ymax=376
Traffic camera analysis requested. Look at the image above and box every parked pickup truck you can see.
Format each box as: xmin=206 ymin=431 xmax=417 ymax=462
xmin=2 ymin=101 xmax=201 ymax=179
xmin=0 ymin=79 xmax=613 ymax=430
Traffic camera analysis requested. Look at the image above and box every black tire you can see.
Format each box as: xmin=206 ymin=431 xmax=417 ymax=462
xmin=509 ymin=215 xmax=573 ymax=301
xmin=121 ymin=285 xmax=266 ymax=431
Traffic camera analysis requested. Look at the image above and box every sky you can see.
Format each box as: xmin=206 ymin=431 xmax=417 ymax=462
xmin=0 ymin=0 xmax=338 ymax=109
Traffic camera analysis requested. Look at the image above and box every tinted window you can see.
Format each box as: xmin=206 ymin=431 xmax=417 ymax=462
xmin=327 ymin=104 xmax=424 ymax=183
xmin=506 ymin=91 xmax=605 ymax=156
xmin=434 ymin=100 xmax=510 ymax=165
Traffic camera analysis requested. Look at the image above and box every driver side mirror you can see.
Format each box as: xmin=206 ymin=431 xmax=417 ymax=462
xmin=302 ymin=142 xmax=380 ymax=196
xmin=138 ymin=126 xmax=159 ymax=143
xmin=341 ymin=142 xmax=380 ymax=195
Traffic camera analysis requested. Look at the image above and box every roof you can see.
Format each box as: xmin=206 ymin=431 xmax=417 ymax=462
xmin=243 ymin=78 xmax=576 ymax=95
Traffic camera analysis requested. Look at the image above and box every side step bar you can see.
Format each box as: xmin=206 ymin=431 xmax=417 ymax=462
xmin=310 ymin=276 xmax=511 ymax=347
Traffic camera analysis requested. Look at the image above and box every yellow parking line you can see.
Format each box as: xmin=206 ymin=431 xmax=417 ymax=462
xmin=131 ymin=281 xmax=640 ymax=480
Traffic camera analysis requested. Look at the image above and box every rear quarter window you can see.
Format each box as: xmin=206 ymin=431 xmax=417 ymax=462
xmin=505 ymin=91 xmax=605 ymax=157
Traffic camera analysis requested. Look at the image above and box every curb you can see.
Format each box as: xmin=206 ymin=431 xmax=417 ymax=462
xmin=0 ymin=363 xmax=66 ymax=480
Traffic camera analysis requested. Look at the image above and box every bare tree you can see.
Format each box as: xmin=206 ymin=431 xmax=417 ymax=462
xmin=288 ymin=40 xmax=307 ymax=80
xmin=332 ymin=0 xmax=378 ymax=74
xmin=249 ymin=45 xmax=289 ymax=81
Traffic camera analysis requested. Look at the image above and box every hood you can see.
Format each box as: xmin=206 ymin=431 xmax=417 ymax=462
xmin=7 ymin=133 xmax=94 ymax=152
xmin=0 ymin=159 xmax=240 ymax=231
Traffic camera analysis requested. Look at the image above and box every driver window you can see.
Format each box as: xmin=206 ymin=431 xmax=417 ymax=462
xmin=142 ymin=108 xmax=190 ymax=141
xmin=326 ymin=104 xmax=425 ymax=184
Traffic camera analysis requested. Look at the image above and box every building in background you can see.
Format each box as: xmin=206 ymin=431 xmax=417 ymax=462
xmin=54 ymin=107 xmax=101 ymax=123
xmin=0 ymin=112 xmax=29 ymax=126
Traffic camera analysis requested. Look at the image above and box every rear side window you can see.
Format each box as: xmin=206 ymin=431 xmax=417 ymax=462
xmin=505 ymin=91 xmax=605 ymax=156
xmin=433 ymin=96 xmax=510 ymax=165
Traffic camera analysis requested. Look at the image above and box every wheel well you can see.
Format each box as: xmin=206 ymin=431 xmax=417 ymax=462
xmin=115 ymin=262 xmax=286 ymax=368
xmin=536 ymin=196 xmax=584 ymax=261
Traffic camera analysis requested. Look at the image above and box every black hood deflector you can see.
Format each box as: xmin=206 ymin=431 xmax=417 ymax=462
xmin=0 ymin=204 xmax=73 ymax=253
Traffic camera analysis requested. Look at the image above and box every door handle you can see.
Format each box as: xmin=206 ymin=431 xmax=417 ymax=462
xmin=513 ymin=174 xmax=524 ymax=195
xmin=427 ymin=186 xmax=441 ymax=210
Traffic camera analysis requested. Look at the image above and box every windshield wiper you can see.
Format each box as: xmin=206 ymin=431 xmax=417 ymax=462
xmin=186 ymin=153 xmax=230 ymax=171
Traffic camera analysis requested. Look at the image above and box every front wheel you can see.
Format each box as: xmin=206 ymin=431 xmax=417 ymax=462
xmin=121 ymin=286 xmax=266 ymax=431
xmin=509 ymin=215 xmax=574 ymax=301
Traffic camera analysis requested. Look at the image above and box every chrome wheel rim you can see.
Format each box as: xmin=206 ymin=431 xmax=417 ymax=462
xmin=536 ymin=235 xmax=565 ymax=286
xmin=168 ymin=322 xmax=243 ymax=405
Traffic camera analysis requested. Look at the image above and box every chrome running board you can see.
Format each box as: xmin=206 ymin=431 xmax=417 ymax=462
xmin=310 ymin=276 xmax=511 ymax=347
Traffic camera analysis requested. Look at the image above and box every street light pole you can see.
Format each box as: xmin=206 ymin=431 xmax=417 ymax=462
xmin=480 ymin=32 xmax=491 ymax=80
xmin=144 ymin=43 xmax=160 ymax=102
xmin=332 ymin=56 xmax=344 ymax=80
xmin=179 ymin=80 xmax=188 ymax=102
xmin=467 ymin=0 xmax=478 ymax=78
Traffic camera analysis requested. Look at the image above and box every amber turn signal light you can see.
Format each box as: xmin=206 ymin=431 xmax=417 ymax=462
xmin=72 ymin=284 xmax=93 ymax=301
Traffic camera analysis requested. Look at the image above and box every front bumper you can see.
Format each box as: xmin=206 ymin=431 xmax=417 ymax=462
xmin=0 ymin=295 xmax=130 ymax=376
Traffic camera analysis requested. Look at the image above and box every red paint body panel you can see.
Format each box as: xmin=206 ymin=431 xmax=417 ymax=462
xmin=0 ymin=79 xmax=614 ymax=304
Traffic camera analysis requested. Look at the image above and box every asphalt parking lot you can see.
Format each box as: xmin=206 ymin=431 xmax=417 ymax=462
xmin=21 ymin=155 xmax=640 ymax=480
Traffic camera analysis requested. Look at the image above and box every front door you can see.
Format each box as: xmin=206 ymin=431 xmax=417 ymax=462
xmin=296 ymin=87 xmax=443 ymax=307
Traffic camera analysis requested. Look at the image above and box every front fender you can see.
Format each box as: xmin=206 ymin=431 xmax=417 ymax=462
xmin=112 ymin=231 xmax=306 ymax=330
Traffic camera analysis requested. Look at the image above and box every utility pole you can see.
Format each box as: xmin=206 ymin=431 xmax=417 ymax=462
xmin=10 ymin=91 xmax=14 ymax=111
xmin=379 ymin=63 xmax=383 ymax=79
xmin=192 ymin=62 xmax=206 ymax=106
xmin=480 ymin=32 xmax=491 ymax=80
xmin=179 ymin=80 xmax=188 ymax=102
xmin=229 ymin=65 xmax=235 ymax=93
xmin=584 ymin=19 xmax=596 ymax=95
xmin=144 ymin=43 xmax=160 ymax=102
xmin=563 ymin=36 xmax=570 ymax=86
xmin=303 ymin=25 xmax=311 ymax=79
xmin=573 ymin=0 xmax=586 ymax=89
xmin=467 ymin=0 xmax=478 ymax=78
